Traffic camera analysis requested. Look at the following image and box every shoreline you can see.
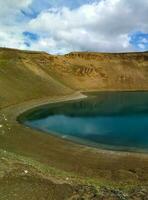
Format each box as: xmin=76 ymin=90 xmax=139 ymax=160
xmin=0 ymin=91 xmax=148 ymax=189
xmin=7 ymin=90 xmax=148 ymax=157
xmin=18 ymin=91 xmax=148 ymax=156
xmin=1 ymin=47 xmax=148 ymax=198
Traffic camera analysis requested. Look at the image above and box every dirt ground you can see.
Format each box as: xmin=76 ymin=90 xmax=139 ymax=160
xmin=0 ymin=93 xmax=148 ymax=199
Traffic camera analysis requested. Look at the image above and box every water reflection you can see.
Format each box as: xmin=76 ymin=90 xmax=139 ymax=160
xmin=21 ymin=92 xmax=148 ymax=152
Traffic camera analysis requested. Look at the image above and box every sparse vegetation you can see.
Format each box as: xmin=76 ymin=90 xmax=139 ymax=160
xmin=0 ymin=48 xmax=148 ymax=199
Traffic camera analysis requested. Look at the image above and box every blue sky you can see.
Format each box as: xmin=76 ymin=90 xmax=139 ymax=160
xmin=0 ymin=0 xmax=148 ymax=54
xmin=30 ymin=0 xmax=94 ymax=12
xmin=130 ymin=32 xmax=148 ymax=51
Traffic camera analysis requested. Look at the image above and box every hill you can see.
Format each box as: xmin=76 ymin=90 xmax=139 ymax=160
xmin=0 ymin=47 xmax=148 ymax=107
xmin=0 ymin=48 xmax=72 ymax=108
xmin=0 ymin=48 xmax=148 ymax=199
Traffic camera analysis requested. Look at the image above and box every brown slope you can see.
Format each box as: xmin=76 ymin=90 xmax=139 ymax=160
xmin=0 ymin=48 xmax=148 ymax=108
xmin=0 ymin=48 xmax=73 ymax=108
xmin=50 ymin=51 xmax=148 ymax=91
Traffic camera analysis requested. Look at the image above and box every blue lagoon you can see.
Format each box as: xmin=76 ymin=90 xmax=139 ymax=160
xmin=20 ymin=92 xmax=148 ymax=152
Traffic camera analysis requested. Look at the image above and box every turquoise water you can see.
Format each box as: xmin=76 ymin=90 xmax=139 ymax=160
xmin=21 ymin=92 xmax=148 ymax=152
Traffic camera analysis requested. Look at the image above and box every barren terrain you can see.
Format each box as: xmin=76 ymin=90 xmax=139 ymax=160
xmin=0 ymin=48 xmax=148 ymax=199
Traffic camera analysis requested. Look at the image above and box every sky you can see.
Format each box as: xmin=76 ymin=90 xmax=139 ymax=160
xmin=0 ymin=0 xmax=148 ymax=54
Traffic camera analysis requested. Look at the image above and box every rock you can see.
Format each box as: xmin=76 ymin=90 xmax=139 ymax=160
xmin=24 ymin=170 xmax=28 ymax=174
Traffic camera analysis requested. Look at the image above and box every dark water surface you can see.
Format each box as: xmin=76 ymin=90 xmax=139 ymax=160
xmin=20 ymin=92 xmax=148 ymax=152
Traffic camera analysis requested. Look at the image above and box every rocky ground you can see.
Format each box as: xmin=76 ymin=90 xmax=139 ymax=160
xmin=0 ymin=48 xmax=148 ymax=199
xmin=0 ymin=149 xmax=148 ymax=200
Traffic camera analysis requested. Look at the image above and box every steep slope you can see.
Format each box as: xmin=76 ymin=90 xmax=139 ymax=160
xmin=0 ymin=48 xmax=148 ymax=108
xmin=0 ymin=48 xmax=148 ymax=199
xmin=0 ymin=48 xmax=73 ymax=108
xmin=50 ymin=52 xmax=148 ymax=90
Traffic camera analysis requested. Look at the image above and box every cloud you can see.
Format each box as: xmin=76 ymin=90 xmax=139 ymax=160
xmin=0 ymin=0 xmax=33 ymax=49
xmin=0 ymin=0 xmax=32 ymax=21
xmin=26 ymin=0 xmax=148 ymax=53
xmin=130 ymin=32 xmax=148 ymax=51
xmin=0 ymin=0 xmax=148 ymax=53
xmin=0 ymin=29 xmax=27 ymax=49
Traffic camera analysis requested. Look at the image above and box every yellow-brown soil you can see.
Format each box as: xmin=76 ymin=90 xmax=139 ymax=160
xmin=0 ymin=47 xmax=148 ymax=199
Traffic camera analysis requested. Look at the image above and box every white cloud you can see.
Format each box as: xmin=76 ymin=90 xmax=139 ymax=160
xmin=0 ymin=0 xmax=32 ymax=20
xmin=141 ymin=38 xmax=148 ymax=44
xmin=138 ymin=43 xmax=145 ymax=49
xmin=0 ymin=0 xmax=33 ymax=49
xmin=0 ymin=0 xmax=32 ymax=12
xmin=26 ymin=0 xmax=148 ymax=53
xmin=0 ymin=28 xmax=27 ymax=49
xmin=0 ymin=0 xmax=148 ymax=53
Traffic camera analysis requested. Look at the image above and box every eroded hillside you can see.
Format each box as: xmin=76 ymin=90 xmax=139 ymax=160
xmin=52 ymin=52 xmax=148 ymax=90
xmin=0 ymin=48 xmax=72 ymax=108
xmin=0 ymin=48 xmax=148 ymax=108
